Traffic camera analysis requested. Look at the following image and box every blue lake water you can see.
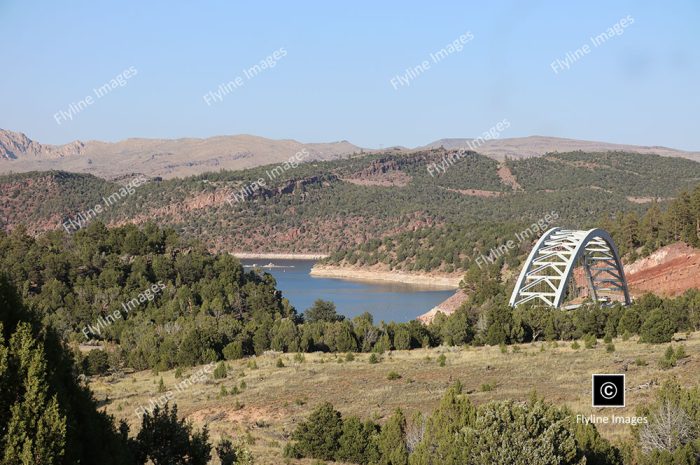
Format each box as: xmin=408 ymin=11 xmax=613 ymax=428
xmin=241 ymin=259 xmax=455 ymax=323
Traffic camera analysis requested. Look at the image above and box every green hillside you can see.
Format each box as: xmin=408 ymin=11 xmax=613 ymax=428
xmin=1 ymin=149 xmax=699 ymax=270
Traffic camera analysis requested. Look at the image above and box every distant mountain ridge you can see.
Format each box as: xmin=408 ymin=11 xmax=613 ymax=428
xmin=422 ymin=135 xmax=700 ymax=162
xmin=2 ymin=128 xmax=699 ymax=179
xmin=0 ymin=129 xmax=361 ymax=179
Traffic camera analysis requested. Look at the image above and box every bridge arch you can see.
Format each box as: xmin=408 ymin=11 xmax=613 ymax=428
xmin=509 ymin=227 xmax=631 ymax=308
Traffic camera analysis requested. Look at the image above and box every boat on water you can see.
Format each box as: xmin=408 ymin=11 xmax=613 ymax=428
xmin=243 ymin=262 xmax=295 ymax=269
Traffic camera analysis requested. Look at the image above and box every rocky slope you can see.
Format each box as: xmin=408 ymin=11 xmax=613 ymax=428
xmin=0 ymin=129 xmax=360 ymax=179
xmin=625 ymin=243 xmax=700 ymax=297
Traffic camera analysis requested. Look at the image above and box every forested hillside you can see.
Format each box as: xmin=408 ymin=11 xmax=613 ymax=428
xmin=1 ymin=150 xmax=698 ymax=267
xmin=324 ymin=183 xmax=700 ymax=272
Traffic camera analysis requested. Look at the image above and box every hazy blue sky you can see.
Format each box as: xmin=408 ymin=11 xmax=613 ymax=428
xmin=1 ymin=1 xmax=698 ymax=150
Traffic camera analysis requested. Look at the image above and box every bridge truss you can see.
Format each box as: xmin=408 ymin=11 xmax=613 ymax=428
xmin=509 ymin=227 xmax=631 ymax=308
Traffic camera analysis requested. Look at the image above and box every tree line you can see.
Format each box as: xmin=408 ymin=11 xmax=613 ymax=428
xmin=603 ymin=184 xmax=700 ymax=259
xmin=1 ymin=221 xmax=698 ymax=380
xmin=286 ymin=378 xmax=700 ymax=465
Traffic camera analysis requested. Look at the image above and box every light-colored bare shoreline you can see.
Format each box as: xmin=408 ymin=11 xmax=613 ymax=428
xmin=310 ymin=264 xmax=461 ymax=289
xmin=232 ymin=252 xmax=330 ymax=260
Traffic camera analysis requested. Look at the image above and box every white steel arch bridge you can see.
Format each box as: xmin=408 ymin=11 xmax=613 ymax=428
xmin=509 ymin=227 xmax=631 ymax=308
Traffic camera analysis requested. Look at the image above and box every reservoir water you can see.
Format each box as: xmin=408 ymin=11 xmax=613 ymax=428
xmin=241 ymin=259 xmax=455 ymax=322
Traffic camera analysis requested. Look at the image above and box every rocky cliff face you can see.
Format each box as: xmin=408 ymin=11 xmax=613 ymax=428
xmin=625 ymin=243 xmax=700 ymax=297
xmin=0 ymin=129 xmax=85 ymax=160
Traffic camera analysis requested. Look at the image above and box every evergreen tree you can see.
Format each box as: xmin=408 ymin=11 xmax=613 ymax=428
xmin=376 ymin=409 xmax=409 ymax=465
xmin=0 ymin=275 xmax=136 ymax=465
xmin=305 ymin=299 xmax=344 ymax=323
xmin=2 ymin=323 xmax=67 ymax=465
xmin=640 ymin=308 xmax=676 ymax=343
xmin=336 ymin=416 xmax=379 ymax=464
xmin=393 ymin=326 xmax=411 ymax=350
xmin=135 ymin=403 xmax=211 ymax=465
xmin=469 ymin=400 xmax=584 ymax=465
xmin=410 ymin=383 xmax=475 ymax=465
xmin=287 ymin=402 xmax=343 ymax=461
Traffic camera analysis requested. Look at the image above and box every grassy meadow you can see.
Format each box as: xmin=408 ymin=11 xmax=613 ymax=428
xmin=90 ymin=332 xmax=700 ymax=464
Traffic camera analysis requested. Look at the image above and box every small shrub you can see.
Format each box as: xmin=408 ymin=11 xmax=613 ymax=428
xmin=640 ymin=308 xmax=676 ymax=343
xmin=499 ymin=343 xmax=507 ymax=354
xmin=634 ymin=357 xmax=648 ymax=366
xmin=606 ymin=343 xmax=616 ymax=353
xmin=387 ymin=371 xmax=402 ymax=380
xmin=276 ymin=358 xmax=285 ymax=368
xmin=480 ymin=383 xmax=495 ymax=392
xmin=621 ymin=331 xmax=630 ymax=341
xmin=675 ymin=345 xmax=687 ymax=360
xmin=571 ymin=341 xmax=581 ymax=350
xmin=437 ymin=354 xmax=447 ymax=367
xmin=157 ymin=377 xmax=166 ymax=393
xmin=84 ymin=349 xmax=110 ymax=376
xmin=247 ymin=359 xmax=258 ymax=370
xmin=223 ymin=340 xmax=244 ymax=360
xmin=219 ymin=385 xmax=228 ymax=397
xmin=213 ymin=361 xmax=228 ymax=379
xmin=293 ymin=353 xmax=305 ymax=364
xmin=584 ymin=334 xmax=597 ymax=349
xmin=216 ymin=437 xmax=254 ymax=465
xmin=664 ymin=345 xmax=675 ymax=360
xmin=368 ymin=353 xmax=379 ymax=364
xmin=603 ymin=334 xmax=613 ymax=344
xmin=658 ymin=345 xmax=679 ymax=369
xmin=511 ymin=345 xmax=521 ymax=353
xmin=240 ymin=380 xmax=247 ymax=390
xmin=202 ymin=348 xmax=218 ymax=363
xmin=174 ymin=367 xmax=183 ymax=379
xmin=345 ymin=352 xmax=355 ymax=362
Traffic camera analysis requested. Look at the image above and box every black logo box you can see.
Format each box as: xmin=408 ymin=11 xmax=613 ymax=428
xmin=592 ymin=374 xmax=625 ymax=408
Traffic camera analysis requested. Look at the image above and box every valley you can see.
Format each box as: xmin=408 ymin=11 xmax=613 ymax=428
xmin=4 ymin=4 xmax=700 ymax=464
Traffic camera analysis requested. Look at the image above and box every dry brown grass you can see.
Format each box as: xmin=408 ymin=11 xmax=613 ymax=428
xmin=90 ymin=332 xmax=700 ymax=465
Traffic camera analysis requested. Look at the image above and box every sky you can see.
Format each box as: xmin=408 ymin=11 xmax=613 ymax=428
xmin=1 ymin=1 xmax=698 ymax=150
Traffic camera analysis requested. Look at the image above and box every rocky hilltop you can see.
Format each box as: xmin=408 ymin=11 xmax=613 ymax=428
xmin=0 ymin=129 xmax=360 ymax=179
xmin=0 ymin=129 xmax=86 ymax=160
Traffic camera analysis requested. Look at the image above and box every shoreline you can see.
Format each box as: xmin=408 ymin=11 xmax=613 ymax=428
xmin=231 ymin=252 xmax=330 ymax=260
xmin=310 ymin=264 xmax=461 ymax=289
